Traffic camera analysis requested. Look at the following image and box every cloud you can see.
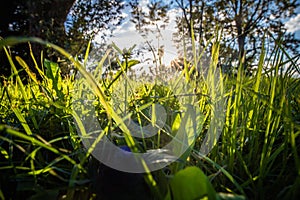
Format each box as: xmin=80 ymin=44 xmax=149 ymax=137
xmin=108 ymin=31 xmax=144 ymax=49
xmin=94 ymin=1 xmax=184 ymax=67
xmin=114 ymin=19 xmax=135 ymax=34
xmin=285 ymin=14 xmax=300 ymax=33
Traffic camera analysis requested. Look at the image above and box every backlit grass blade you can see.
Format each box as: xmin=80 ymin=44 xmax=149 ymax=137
xmin=15 ymin=56 xmax=39 ymax=84
xmin=0 ymin=125 xmax=78 ymax=167
xmin=11 ymin=107 xmax=33 ymax=136
xmin=3 ymin=46 xmax=28 ymax=101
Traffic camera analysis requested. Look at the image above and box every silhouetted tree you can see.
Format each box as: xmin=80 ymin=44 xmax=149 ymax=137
xmin=173 ymin=0 xmax=300 ymax=73
xmin=0 ymin=0 xmax=124 ymax=78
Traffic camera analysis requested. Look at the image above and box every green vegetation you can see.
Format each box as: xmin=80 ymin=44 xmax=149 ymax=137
xmin=0 ymin=34 xmax=299 ymax=200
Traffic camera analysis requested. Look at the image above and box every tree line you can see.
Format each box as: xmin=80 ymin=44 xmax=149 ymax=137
xmin=0 ymin=0 xmax=299 ymax=79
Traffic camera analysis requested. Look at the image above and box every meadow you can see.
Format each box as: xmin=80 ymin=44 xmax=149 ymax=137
xmin=0 ymin=35 xmax=299 ymax=200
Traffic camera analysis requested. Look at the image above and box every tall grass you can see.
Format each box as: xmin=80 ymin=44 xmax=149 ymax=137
xmin=0 ymin=33 xmax=299 ymax=200
xmin=196 ymin=35 xmax=300 ymax=199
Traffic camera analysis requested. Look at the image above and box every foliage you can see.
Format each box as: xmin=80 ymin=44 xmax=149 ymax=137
xmin=129 ymin=0 xmax=170 ymax=34
xmin=172 ymin=0 xmax=300 ymax=73
xmin=0 ymin=32 xmax=300 ymax=200
xmin=0 ymin=0 xmax=124 ymax=78
xmin=66 ymin=0 xmax=125 ymax=56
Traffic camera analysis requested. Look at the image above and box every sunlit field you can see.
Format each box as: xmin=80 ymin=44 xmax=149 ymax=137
xmin=0 ymin=32 xmax=299 ymax=200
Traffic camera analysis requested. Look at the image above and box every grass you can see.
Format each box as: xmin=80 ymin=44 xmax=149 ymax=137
xmin=0 ymin=33 xmax=299 ymax=200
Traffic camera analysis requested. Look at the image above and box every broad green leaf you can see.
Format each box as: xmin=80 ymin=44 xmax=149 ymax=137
xmin=44 ymin=59 xmax=63 ymax=98
xmin=168 ymin=166 xmax=216 ymax=200
xmin=126 ymin=59 xmax=140 ymax=68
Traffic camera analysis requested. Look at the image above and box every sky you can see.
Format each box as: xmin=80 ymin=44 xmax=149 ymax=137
xmin=285 ymin=4 xmax=300 ymax=38
xmin=94 ymin=0 xmax=180 ymax=68
xmin=94 ymin=0 xmax=300 ymax=69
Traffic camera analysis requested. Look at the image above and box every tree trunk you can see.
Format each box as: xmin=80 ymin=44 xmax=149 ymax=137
xmin=237 ymin=33 xmax=246 ymax=66
xmin=26 ymin=0 xmax=76 ymax=76
xmin=27 ymin=0 xmax=75 ymax=39
xmin=235 ymin=0 xmax=246 ymax=69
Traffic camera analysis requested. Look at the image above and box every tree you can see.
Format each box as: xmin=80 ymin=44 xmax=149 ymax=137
xmin=172 ymin=0 xmax=216 ymax=69
xmin=0 ymin=0 xmax=124 ymax=78
xmin=66 ymin=0 xmax=124 ymax=57
xmin=173 ymin=0 xmax=300 ymax=73
xmin=214 ymin=0 xmax=300 ymax=71
xmin=0 ymin=0 xmax=75 ymax=77
xmin=129 ymin=0 xmax=170 ymax=68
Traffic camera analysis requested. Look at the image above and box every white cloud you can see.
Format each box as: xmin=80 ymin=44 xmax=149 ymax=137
xmin=114 ymin=19 xmax=135 ymax=34
xmin=102 ymin=4 xmax=182 ymax=66
xmin=108 ymin=31 xmax=143 ymax=49
xmin=285 ymin=14 xmax=300 ymax=33
xmin=93 ymin=1 xmax=185 ymax=69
